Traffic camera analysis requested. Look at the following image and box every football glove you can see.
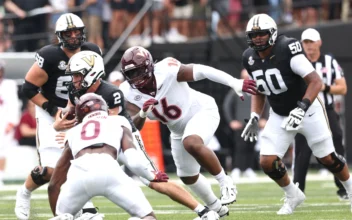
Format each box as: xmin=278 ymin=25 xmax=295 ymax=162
xmin=151 ymin=171 xmax=169 ymax=182
xmin=139 ymin=98 xmax=158 ymax=118
xmin=241 ymin=112 xmax=259 ymax=142
xmin=231 ymin=79 xmax=257 ymax=101
xmin=282 ymin=99 xmax=311 ymax=131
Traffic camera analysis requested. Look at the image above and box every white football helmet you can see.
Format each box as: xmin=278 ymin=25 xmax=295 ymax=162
xmin=66 ymin=51 xmax=105 ymax=97
xmin=246 ymin=14 xmax=277 ymax=51
xmin=55 ymin=13 xmax=86 ymax=50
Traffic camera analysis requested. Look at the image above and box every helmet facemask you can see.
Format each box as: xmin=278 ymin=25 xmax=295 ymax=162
xmin=57 ymin=28 xmax=86 ymax=50
xmin=65 ymin=51 xmax=105 ymax=99
xmin=123 ymin=64 xmax=153 ymax=89
xmin=246 ymin=28 xmax=277 ymax=51
xmin=121 ymin=46 xmax=154 ymax=89
xmin=245 ymin=14 xmax=278 ymax=51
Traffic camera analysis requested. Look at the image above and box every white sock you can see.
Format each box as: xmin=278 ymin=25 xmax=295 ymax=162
xmin=21 ymin=184 xmax=31 ymax=196
xmin=187 ymin=174 xmax=221 ymax=211
xmin=214 ymin=169 xmax=227 ymax=187
xmin=194 ymin=204 xmax=206 ymax=213
xmin=281 ymin=181 xmax=296 ymax=197
xmin=340 ymin=176 xmax=352 ymax=194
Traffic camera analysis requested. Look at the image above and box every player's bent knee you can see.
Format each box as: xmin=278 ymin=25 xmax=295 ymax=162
xmin=316 ymin=152 xmax=346 ymax=173
xmin=263 ymin=157 xmax=287 ymax=180
xmin=31 ymin=166 xmax=50 ymax=185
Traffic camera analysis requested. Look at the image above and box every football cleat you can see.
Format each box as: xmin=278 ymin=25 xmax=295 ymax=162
xmin=216 ymin=205 xmax=229 ymax=218
xmin=14 ymin=187 xmax=31 ymax=220
xmin=75 ymin=213 xmax=105 ymax=220
xmin=220 ymin=176 xmax=237 ymax=205
xmin=48 ymin=213 xmax=74 ymax=220
xmin=194 ymin=207 xmax=220 ymax=220
xmin=277 ymin=183 xmax=306 ymax=215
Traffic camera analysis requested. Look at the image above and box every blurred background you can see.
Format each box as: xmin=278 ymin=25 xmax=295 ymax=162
xmin=0 ymin=0 xmax=351 ymax=183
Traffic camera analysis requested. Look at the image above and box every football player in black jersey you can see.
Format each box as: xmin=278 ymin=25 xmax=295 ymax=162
xmin=241 ymin=14 xmax=352 ymax=214
xmin=52 ymin=50 xmax=221 ymax=219
xmin=16 ymin=13 xmax=101 ymax=219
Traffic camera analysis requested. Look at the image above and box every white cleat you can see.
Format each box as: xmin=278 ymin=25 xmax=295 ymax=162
xmin=216 ymin=205 xmax=229 ymax=218
xmin=75 ymin=213 xmax=105 ymax=220
xmin=49 ymin=213 xmax=74 ymax=220
xmin=220 ymin=176 xmax=237 ymax=205
xmin=277 ymin=184 xmax=306 ymax=215
xmin=14 ymin=187 xmax=31 ymax=220
xmin=193 ymin=207 xmax=220 ymax=220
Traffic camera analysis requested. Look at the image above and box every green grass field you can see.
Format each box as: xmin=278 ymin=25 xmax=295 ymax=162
xmin=0 ymin=175 xmax=351 ymax=220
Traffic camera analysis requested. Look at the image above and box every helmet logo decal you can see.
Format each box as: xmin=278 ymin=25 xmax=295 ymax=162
xmin=252 ymin=16 xmax=260 ymax=30
xmin=81 ymin=55 xmax=95 ymax=67
xmin=58 ymin=60 xmax=67 ymax=70
xmin=66 ymin=15 xmax=76 ymax=29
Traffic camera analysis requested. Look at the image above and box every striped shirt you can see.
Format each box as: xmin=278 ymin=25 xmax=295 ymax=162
xmin=311 ymin=54 xmax=344 ymax=106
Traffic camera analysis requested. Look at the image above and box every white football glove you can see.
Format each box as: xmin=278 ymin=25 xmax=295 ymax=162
xmin=281 ymin=99 xmax=310 ymax=131
xmin=241 ymin=112 xmax=259 ymax=142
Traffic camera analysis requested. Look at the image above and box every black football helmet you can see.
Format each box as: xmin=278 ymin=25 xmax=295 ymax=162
xmin=120 ymin=46 xmax=154 ymax=89
xmin=55 ymin=13 xmax=86 ymax=50
xmin=75 ymin=93 xmax=108 ymax=123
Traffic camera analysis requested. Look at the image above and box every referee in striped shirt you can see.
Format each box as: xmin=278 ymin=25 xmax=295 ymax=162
xmin=293 ymin=28 xmax=348 ymax=200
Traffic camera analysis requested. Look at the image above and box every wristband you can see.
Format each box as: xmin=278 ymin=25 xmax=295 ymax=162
xmin=324 ymin=84 xmax=331 ymax=93
xmin=251 ymin=112 xmax=260 ymax=120
xmin=139 ymin=110 xmax=148 ymax=118
xmin=297 ymin=98 xmax=311 ymax=112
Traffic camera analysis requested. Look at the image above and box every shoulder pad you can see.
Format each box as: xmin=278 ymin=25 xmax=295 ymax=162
xmin=81 ymin=42 xmax=102 ymax=56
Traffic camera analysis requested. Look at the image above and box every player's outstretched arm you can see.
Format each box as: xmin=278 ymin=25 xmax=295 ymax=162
xmin=121 ymin=127 xmax=168 ymax=182
xmin=176 ymin=63 xmax=257 ymax=99
xmin=48 ymin=145 xmax=73 ymax=216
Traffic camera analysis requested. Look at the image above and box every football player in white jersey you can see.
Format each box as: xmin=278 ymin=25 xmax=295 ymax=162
xmin=119 ymin=46 xmax=257 ymax=214
xmin=16 ymin=13 xmax=101 ymax=219
xmin=241 ymin=14 xmax=352 ymax=214
xmin=48 ymin=93 xmax=163 ymax=219
xmin=54 ymin=50 xmax=221 ymax=220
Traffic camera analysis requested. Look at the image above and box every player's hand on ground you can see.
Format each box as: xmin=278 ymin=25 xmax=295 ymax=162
xmin=55 ymin=132 xmax=66 ymax=147
xmin=231 ymin=79 xmax=257 ymax=100
xmin=241 ymin=113 xmax=259 ymax=142
xmin=53 ymin=109 xmax=77 ymax=131
xmin=151 ymin=171 xmax=169 ymax=182
xmin=139 ymin=98 xmax=158 ymax=118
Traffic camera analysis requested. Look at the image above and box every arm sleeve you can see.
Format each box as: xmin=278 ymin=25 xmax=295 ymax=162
xmin=123 ymin=148 xmax=155 ymax=181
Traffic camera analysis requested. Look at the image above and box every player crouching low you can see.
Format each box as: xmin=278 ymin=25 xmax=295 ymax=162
xmin=48 ymin=93 xmax=170 ymax=219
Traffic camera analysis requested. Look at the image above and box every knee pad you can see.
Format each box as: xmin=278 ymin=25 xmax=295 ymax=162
xmin=31 ymin=166 xmax=49 ymax=185
xmin=264 ymin=157 xmax=287 ymax=180
xmin=317 ymin=152 xmax=346 ymax=173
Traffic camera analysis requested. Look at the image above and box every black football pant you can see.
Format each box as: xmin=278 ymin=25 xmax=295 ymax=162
xmin=293 ymin=107 xmax=345 ymax=194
